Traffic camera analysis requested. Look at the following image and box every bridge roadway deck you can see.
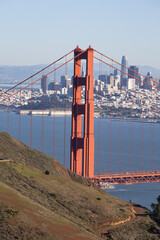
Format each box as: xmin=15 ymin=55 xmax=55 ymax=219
xmin=90 ymin=170 xmax=160 ymax=185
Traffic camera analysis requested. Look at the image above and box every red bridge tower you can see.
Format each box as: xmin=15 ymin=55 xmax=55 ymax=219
xmin=70 ymin=46 xmax=94 ymax=177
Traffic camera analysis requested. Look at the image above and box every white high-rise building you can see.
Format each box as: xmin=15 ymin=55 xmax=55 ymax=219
xmin=114 ymin=75 xmax=120 ymax=89
xmin=128 ymin=78 xmax=135 ymax=90
xmin=61 ymin=87 xmax=68 ymax=95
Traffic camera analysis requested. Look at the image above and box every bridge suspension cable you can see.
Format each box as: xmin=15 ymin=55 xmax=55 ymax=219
xmin=0 ymin=49 xmax=75 ymax=98
xmin=0 ymin=49 xmax=87 ymax=104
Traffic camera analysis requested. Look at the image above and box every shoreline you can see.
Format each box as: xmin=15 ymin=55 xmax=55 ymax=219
xmin=0 ymin=109 xmax=159 ymax=123
xmin=19 ymin=110 xmax=72 ymax=116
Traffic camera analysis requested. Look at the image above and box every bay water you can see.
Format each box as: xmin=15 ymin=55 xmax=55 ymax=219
xmin=0 ymin=111 xmax=160 ymax=210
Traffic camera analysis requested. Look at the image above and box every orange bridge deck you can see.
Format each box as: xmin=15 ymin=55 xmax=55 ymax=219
xmin=90 ymin=170 xmax=160 ymax=185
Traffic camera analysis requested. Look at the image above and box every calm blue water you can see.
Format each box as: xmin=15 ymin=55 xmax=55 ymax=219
xmin=0 ymin=111 xmax=160 ymax=210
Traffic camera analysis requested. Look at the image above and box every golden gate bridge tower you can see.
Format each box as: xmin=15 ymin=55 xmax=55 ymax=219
xmin=70 ymin=46 xmax=94 ymax=178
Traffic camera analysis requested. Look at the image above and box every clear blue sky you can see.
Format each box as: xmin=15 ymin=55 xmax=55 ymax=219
xmin=0 ymin=0 xmax=160 ymax=69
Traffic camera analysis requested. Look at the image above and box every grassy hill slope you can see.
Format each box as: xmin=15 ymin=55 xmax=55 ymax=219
xmin=0 ymin=181 xmax=100 ymax=240
xmin=0 ymin=132 xmax=159 ymax=239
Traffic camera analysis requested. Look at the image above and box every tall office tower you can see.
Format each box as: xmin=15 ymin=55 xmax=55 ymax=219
xmin=109 ymin=73 xmax=114 ymax=87
xmin=98 ymin=74 xmax=108 ymax=84
xmin=114 ymin=69 xmax=118 ymax=76
xmin=121 ymin=56 xmax=128 ymax=87
xmin=128 ymin=66 xmax=139 ymax=86
xmin=114 ymin=75 xmax=120 ymax=89
xmin=61 ymin=75 xmax=71 ymax=88
xmin=48 ymin=81 xmax=62 ymax=91
xmin=61 ymin=75 xmax=67 ymax=88
xmin=143 ymin=72 xmax=152 ymax=90
xmin=41 ymin=75 xmax=49 ymax=94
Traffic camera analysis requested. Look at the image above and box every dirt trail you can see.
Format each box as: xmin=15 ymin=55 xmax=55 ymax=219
xmin=0 ymin=159 xmax=12 ymax=162
xmin=100 ymin=204 xmax=149 ymax=236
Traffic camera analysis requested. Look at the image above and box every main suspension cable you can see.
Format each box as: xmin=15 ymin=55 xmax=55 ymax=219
xmin=0 ymin=49 xmax=75 ymax=97
xmin=0 ymin=49 xmax=87 ymax=104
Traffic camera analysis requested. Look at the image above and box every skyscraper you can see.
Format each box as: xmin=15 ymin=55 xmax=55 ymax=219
xmin=41 ymin=75 xmax=49 ymax=94
xmin=128 ymin=78 xmax=135 ymax=90
xmin=128 ymin=66 xmax=139 ymax=86
xmin=114 ymin=69 xmax=118 ymax=76
xmin=98 ymin=74 xmax=108 ymax=84
xmin=121 ymin=56 xmax=128 ymax=87
xmin=143 ymin=72 xmax=152 ymax=90
xmin=61 ymin=75 xmax=71 ymax=88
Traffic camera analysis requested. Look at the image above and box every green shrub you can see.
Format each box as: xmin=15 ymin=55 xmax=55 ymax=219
xmin=151 ymin=195 xmax=160 ymax=224
xmin=45 ymin=170 xmax=50 ymax=175
xmin=96 ymin=197 xmax=101 ymax=201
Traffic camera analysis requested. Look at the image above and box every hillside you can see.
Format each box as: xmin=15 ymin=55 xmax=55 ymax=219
xmin=0 ymin=132 xmax=160 ymax=239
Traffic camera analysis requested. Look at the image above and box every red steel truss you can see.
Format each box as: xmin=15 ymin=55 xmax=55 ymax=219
xmin=90 ymin=170 xmax=160 ymax=185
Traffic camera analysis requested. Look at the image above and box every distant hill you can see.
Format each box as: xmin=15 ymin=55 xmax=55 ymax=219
xmin=137 ymin=65 xmax=160 ymax=78
xmin=0 ymin=63 xmax=160 ymax=84
xmin=0 ymin=65 xmax=47 ymax=84
xmin=1 ymin=132 xmax=159 ymax=239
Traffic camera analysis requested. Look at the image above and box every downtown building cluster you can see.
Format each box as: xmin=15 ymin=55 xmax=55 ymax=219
xmin=95 ymin=56 xmax=159 ymax=94
xmin=1 ymin=57 xmax=160 ymax=120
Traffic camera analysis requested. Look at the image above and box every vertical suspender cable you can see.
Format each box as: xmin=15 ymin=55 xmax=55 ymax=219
xmin=141 ymin=93 xmax=144 ymax=171
xmin=108 ymin=60 xmax=113 ymax=173
xmin=118 ymin=120 xmax=122 ymax=172
xmin=140 ymin=93 xmax=143 ymax=171
xmin=149 ymin=89 xmax=152 ymax=170
xmin=129 ymin=94 xmax=133 ymax=171
xmin=139 ymin=105 xmax=142 ymax=171
xmin=150 ymin=120 xmax=152 ymax=170
xmin=64 ymin=56 xmax=67 ymax=167
xmin=100 ymin=55 xmax=102 ymax=172
xmin=7 ymin=99 xmax=9 ymax=134
xmin=30 ymin=78 xmax=33 ymax=148
xmin=53 ymin=64 xmax=56 ymax=159
xmin=142 ymin=111 xmax=144 ymax=171
xmin=19 ymin=85 xmax=21 ymax=142
xmin=42 ymin=74 xmax=44 ymax=153
xmin=152 ymin=121 xmax=154 ymax=170
xmin=97 ymin=59 xmax=101 ymax=173
xmin=121 ymin=79 xmax=124 ymax=172
xmin=131 ymin=116 xmax=134 ymax=171
xmin=152 ymin=88 xmax=154 ymax=170
xmin=119 ymin=71 xmax=123 ymax=172
xmin=148 ymin=84 xmax=153 ymax=171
